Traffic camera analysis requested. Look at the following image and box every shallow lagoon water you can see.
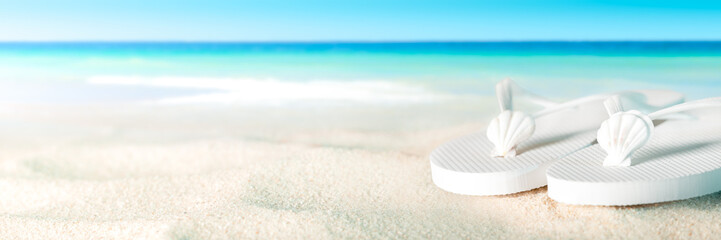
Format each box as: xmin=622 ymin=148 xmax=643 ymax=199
xmin=1 ymin=42 xmax=720 ymax=104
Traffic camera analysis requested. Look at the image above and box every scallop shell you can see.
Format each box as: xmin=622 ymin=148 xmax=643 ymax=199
xmin=597 ymin=110 xmax=654 ymax=166
xmin=486 ymin=110 xmax=536 ymax=158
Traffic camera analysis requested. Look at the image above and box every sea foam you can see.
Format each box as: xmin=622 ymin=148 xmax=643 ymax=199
xmin=87 ymin=76 xmax=441 ymax=105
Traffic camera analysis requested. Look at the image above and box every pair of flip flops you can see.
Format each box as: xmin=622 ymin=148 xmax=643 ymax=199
xmin=431 ymin=79 xmax=721 ymax=206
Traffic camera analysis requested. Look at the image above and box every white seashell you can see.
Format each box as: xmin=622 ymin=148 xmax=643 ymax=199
xmin=486 ymin=110 xmax=536 ymax=158
xmin=597 ymin=110 xmax=654 ymax=167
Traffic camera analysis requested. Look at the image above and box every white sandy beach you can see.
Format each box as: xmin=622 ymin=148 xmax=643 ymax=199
xmin=0 ymin=94 xmax=719 ymax=239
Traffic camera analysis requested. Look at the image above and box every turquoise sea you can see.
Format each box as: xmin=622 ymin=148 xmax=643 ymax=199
xmin=1 ymin=42 xmax=720 ymax=104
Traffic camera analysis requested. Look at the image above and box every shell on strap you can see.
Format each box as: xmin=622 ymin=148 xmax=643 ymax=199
xmin=598 ymin=96 xmax=655 ymax=166
xmin=486 ymin=79 xmax=539 ymax=158
xmin=487 ymin=110 xmax=536 ymax=158
xmin=597 ymin=110 xmax=654 ymax=166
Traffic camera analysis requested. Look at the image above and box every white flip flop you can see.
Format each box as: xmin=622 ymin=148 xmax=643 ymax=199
xmin=430 ymin=79 xmax=685 ymax=196
xmin=547 ymin=96 xmax=721 ymax=206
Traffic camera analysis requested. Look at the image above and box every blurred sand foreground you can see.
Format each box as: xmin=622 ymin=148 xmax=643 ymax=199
xmin=0 ymin=98 xmax=719 ymax=239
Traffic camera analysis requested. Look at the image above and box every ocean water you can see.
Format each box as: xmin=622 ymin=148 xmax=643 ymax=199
xmin=0 ymin=42 xmax=720 ymax=104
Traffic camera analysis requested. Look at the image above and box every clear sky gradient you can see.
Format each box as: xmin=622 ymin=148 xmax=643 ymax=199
xmin=1 ymin=0 xmax=721 ymax=41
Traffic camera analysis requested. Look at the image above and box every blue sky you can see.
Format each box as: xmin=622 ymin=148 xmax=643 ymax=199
xmin=1 ymin=0 xmax=721 ymax=41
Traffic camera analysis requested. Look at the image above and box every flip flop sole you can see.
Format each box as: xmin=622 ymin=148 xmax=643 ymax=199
xmin=548 ymin=110 xmax=721 ymax=206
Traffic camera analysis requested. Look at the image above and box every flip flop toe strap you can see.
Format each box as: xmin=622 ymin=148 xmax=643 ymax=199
xmin=599 ymin=96 xmax=721 ymax=167
xmin=486 ymin=79 xmax=630 ymax=158
xmin=486 ymin=79 xmax=541 ymax=158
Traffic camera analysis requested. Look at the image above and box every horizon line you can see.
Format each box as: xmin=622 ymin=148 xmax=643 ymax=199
xmin=2 ymin=40 xmax=721 ymax=44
